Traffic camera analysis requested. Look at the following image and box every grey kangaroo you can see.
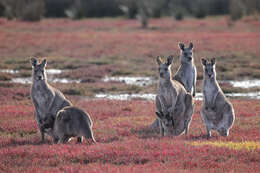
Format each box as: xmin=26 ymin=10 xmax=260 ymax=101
xmin=30 ymin=58 xmax=72 ymax=142
xmin=48 ymin=106 xmax=96 ymax=144
xmin=201 ymin=58 xmax=235 ymax=138
xmin=155 ymin=56 xmax=194 ymax=136
xmin=173 ymin=42 xmax=197 ymax=97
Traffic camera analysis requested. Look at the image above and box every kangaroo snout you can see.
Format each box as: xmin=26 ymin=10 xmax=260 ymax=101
xmin=160 ymin=72 xmax=164 ymax=77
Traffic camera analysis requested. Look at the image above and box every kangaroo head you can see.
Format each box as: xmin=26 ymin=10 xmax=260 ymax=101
xmin=201 ymin=58 xmax=216 ymax=79
xmin=179 ymin=42 xmax=193 ymax=63
xmin=30 ymin=57 xmax=47 ymax=82
xmin=156 ymin=111 xmax=174 ymax=128
xmin=156 ymin=55 xmax=173 ymax=80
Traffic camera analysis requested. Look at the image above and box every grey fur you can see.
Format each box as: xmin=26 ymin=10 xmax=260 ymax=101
xmin=51 ymin=106 xmax=96 ymax=144
xmin=154 ymin=56 xmax=194 ymax=136
xmin=173 ymin=42 xmax=197 ymax=97
xmin=201 ymin=58 xmax=235 ymax=138
xmin=30 ymin=57 xmax=72 ymax=142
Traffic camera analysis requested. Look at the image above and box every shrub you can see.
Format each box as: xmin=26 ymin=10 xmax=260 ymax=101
xmin=65 ymin=0 xmax=123 ymax=19
xmin=44 ymin=0 xmax=72 ymax=18
xmin=17 ymin=0 xmax=45 ymax=21
xmin=0 ymin=3 xmax=4 ymax=16
xmin=174 ymin=9 xmax=184 ymax=20
xmin=119 ymin=0 xmax=138 ymax=19
xmin=229 ymin=0 xmax=245 ymax=21
xmin=0 ymin=0 xmax=44 ymax=21
xmin=193 ymin=1 xmax=207 ymax=19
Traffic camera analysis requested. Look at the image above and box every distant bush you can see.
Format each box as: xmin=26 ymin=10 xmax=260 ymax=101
xmin=174 ymin=9 xmax=184 ymax=20
xmin=229 ymin=0 xmax=245 ymax=21
xmin=0 ymin=3 xmax=4 ymax=16
xmin=18 ymin=0 xmax=45 ymax=21
xmin=0 ymin=0 xmax=44 ymax=21
xmin=119 ymin=0 xmax=138 ymax=19
xmin=192 ymin=0 xmax=207 ymax=19
xmin=194 ymin=8 xmax=207 ymax=19
xmin=44 ymin=0 xmax=72 ymax=18
xmin=66 ymin=0 xmax=123 ymax=19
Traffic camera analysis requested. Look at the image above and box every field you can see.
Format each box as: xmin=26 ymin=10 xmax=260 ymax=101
xmin=0 ymin=16 xmax=260 ymax=172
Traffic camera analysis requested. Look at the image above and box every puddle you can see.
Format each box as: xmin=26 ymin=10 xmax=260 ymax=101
xmin=225 ymin=92 xmax=260 ymax=99
xmin=0 ymin=69 xmax=65 ymax=74
xmin=102 ymin=76 xmax=155 ymax=87
xmin=46 ymin=69 xmax=64 ymax=74
xmin=2 ymin=68 xmax=79 ymax=84
xmin=194 ymin=92 xmax=260 ymax=100
xmin=95 ymin=92 xmax=260 ymax=101
xmin=95 ymin=93 xmax=156 ymax=101
xmin=227 ymin=80 xmax=260 ymax=89
xmin=11 ymin=77 xmax=81 ymax=84
xmin=0 ymin=69 xmax=19 ymax=74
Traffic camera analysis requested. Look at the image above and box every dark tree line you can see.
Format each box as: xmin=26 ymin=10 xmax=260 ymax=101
xmin=0 ymin=0 xmax=259 ymax=23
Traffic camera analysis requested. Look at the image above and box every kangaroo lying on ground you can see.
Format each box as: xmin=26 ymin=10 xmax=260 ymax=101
xmin=155 ymin=55 xmax=194 ymax=136
xmin=201 ymin=58 xmax=235 ymax=138
xmin=30 ymin=58 xmax=72 ymax=142
xmin=173 ymin=42 xmax=197 ymax=97
xmin=42 ymin=106 xmax=96 ymax=144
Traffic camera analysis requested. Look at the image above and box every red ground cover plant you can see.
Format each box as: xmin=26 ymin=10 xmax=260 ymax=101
xmin=0 ymin=16 xmax=259 ymax=172
xmin=0 ymin=96 xmax=259 ymax=172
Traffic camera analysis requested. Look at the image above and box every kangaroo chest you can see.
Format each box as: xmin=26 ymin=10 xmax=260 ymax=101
xmin=32 ymin=84 xmax=54 ymax=114
xmin=160 ymin=86 xmax=175 ymax=108
xmin=179 ymin=65 xmax=194 ymax=90
xmin=203 ymin=80 xmax=218 ymax=106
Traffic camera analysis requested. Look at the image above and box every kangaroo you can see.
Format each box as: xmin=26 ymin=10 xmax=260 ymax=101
xmin=30 ymin=57 xmax=72 ymax=142
xmin=201 ymin=58 xmax=235 ymax=138
xmin=173 ymin=42 xmax=197 ymax=97
xmin=46 ymin=106 xmax=96 ymax=144
xmin=155 ymin=55 xmax=194 ymax=136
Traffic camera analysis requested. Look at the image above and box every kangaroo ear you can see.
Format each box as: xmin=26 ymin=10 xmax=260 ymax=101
xmin=40 ymin=59 xmax=47 ymax=68
xmin=155 ymin=112 xmax=164 ymax=119
xmin=156 ymin=56 xmax=163 ymax=65
xmin=166 ymin=55 xmax=173 ymax=66
xmin=201 ymin=58 xmax=207 ymax=66
xmin=189 ymin=42 xmax=193 ymax=50
xmin=30 ymin=57 xmax=37 ymax=67
xmin=178 ymin=42 xmax=185 ymax=51
xmin=211 ymin=58 xmax=216 ymax=65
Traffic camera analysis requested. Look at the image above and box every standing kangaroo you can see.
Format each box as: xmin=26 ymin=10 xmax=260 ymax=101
xmin=48 ymin=106 xmax=96 ymax=144
xmin=30 ymin=58 xmax=72 ymax=142
xmin=173 ymin=42 xmax=197 ymax=97
xmin=155 ymin=56 xmax=194 ymax=136
xmin=201 ymin=58 xmax=235 ymax=138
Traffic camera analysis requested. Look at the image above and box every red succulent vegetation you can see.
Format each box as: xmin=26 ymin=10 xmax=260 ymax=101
xmin=0 ymin=16 xmax=260 ymax=172
xmin=0 ymin=95 xmax=259 ymax=172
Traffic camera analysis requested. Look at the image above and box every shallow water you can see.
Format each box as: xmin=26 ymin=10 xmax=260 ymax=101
xmin=102 ymin=76 xmax=155 ymax=87
xmin=46 ymin=69 xmax=64 ymax=74
xmin=227 ymin=79 xmax=260 ymax=88
xmin=0 ymin=69 xmax=19 ymax=74
xmin=0 ymin=69 xmax=65 ymax=74
xmin=11 ymin=77 xmax=81 ymax=84
xmin=95 ymin=92 xmax=260 ymax=101
xmin=95 ymin=93 xmax=156 ymax=101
